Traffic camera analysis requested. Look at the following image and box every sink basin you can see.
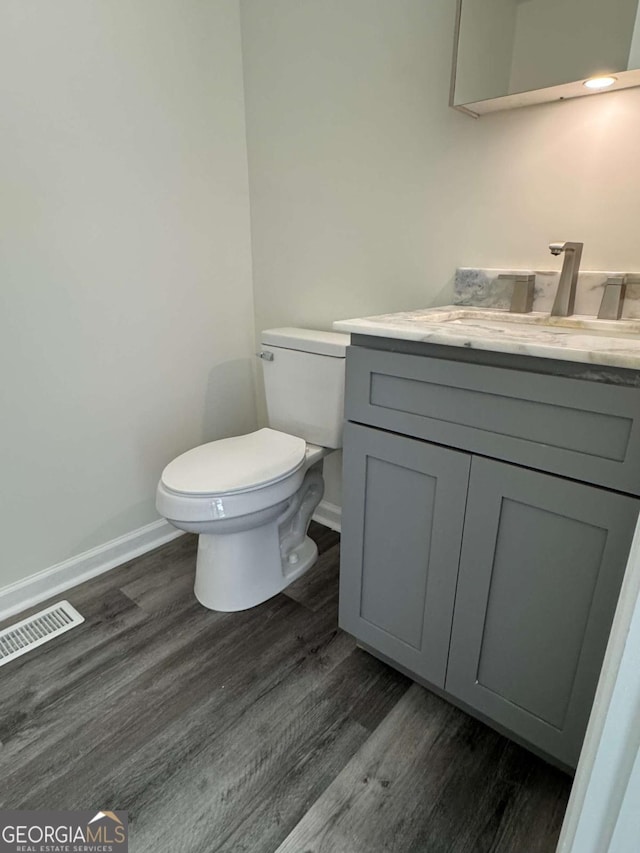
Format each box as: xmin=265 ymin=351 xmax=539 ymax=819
xmin=416 ymin=308 xmax=640 ymax=339
xmin=333 ymin=306 xmax=640 ymax=369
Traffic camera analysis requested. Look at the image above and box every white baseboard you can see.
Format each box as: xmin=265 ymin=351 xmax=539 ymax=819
xmin=0 ymin=519 xmax=183 ymax=623
xmin=313 ymin=500 xmax=342 ymax=533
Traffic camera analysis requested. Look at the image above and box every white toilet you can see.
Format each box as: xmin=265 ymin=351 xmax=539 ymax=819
xmin=156 ymin=327 xmax=350 ymax=612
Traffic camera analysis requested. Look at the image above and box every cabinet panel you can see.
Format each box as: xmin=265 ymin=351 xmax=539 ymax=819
xmin=339 ymin=422 xmax=470 ymax=687
xmin=345 ymin=346 xmax=640 ymax=495
xmin=446 ymin=456 xmax=639 ymax=767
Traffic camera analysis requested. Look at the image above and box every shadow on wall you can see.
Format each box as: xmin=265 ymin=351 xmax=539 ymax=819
xmin=431 ymin=274 xmax=457 ymax=309
xmin=202 ymin=357 xmax=257 ymax=442
xmin=70 ymin=358 xmax=257 ymax=559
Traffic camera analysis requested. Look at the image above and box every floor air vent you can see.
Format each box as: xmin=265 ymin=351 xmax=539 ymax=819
xmin=0 ymin=601 xmax=84 ymax=667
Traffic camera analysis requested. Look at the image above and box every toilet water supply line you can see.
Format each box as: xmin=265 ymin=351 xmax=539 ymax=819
xmin=278 ymin=465 xmax=324 ymax=571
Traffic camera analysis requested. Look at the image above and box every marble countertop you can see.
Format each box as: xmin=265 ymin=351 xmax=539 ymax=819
xmin=333 ymin=306 xmax=640 ymax=370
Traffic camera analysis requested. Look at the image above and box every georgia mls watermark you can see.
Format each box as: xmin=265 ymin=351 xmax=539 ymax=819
xmin=0 ymin=811 xmax=128 ymax=853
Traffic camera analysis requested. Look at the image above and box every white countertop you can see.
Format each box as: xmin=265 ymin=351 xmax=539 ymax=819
xmin=333 ymin=306 xmax=640 ymax=370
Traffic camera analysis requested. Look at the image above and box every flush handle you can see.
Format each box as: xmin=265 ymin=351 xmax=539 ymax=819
xmin=256 ymin=350 xmax=274 ymax=361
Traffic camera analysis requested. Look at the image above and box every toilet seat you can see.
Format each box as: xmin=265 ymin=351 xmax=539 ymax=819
xmin=160 ymin=428 xmax=306 ymax=497
xmin=156 ymin=428 xmax=310 ymax=526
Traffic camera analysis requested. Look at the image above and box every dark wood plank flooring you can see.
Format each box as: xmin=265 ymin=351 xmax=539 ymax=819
xmin=0 ymin=523 xmax=571 ymax=852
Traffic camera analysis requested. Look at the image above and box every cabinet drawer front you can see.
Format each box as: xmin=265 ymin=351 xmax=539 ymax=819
xmin=339 ymin=422 xmax=470 ymax=688
xmin=445 ymin=456 xmax=639 ymax=768
xmin=346 ymin=346 xmax=640 ymax=495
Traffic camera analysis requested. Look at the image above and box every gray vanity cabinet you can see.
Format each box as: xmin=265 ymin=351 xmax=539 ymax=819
xmin=445 ymin=456 xmax=639 ymax=768
xmin=339 ymin=421 xmax=469 ymax=687
xmin=340 ymin=340 xmax=640 ymax=767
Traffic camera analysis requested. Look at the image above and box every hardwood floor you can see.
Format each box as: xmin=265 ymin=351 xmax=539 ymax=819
xmin=0 ymin=524 xmax=571 ymax=852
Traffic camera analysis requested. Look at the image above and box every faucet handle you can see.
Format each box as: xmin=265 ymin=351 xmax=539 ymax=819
xmin=595 ymin=274 xmax=640 ymax=321
xmin=498 ymin=273 xmax=535 ymax=314
xmin=597 ymin=276 xmax=627 ymax=321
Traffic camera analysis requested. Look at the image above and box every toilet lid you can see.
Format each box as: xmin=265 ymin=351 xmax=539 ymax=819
xmin=160 ymin=428 xmax=307 ymax=495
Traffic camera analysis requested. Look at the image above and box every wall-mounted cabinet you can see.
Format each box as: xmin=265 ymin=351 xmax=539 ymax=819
xmin=451 ymin=0 xmax=640 ymax=116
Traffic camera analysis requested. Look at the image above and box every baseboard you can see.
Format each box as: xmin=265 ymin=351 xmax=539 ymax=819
xmin=313 ymin=500 xmax=342 ymax=533
xmin=0 ymin=519 xmax=183 ymax=623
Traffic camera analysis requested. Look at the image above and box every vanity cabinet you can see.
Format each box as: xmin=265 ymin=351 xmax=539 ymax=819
xmin=446 ymin=456 xmax=637 ymax=767
xmin=340 ymin=422 xmax=469 ymax=688
xmin=339 ymin=340 xmax=640 ymax=768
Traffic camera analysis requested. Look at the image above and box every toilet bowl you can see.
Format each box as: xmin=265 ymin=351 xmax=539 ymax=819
xmin=156 ymin=327 xmax=349 ymax=612
xmin=156 ymin=430 xmax=327 ymax=610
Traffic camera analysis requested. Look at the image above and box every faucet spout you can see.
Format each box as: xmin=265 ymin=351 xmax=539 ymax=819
xmin=550 ymin=241 xmax=583 ymax=317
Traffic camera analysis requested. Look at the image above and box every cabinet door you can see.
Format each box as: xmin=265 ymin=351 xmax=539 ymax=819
xmin=446 ymin=456 xmax=639 ymax=767
xmin=339 ymin=422 xmax=470 ymax=687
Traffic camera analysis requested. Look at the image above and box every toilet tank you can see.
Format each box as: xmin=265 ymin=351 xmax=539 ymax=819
xmin=260 ymin=327 xmax=350 ymax=448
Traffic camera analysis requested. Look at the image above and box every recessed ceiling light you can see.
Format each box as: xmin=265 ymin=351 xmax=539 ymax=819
xmin=583 ymin=76 xmax=617 ymax=90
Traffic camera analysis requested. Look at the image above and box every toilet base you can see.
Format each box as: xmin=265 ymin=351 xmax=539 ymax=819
xmin=194 ymin=527 xmax=318 ymax=611
xmin=188 ymin=463 xmax=324 ymax=612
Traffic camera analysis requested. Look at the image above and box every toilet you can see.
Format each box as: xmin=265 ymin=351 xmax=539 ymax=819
xmin=155 ymin=327 xmax=350 ymax=612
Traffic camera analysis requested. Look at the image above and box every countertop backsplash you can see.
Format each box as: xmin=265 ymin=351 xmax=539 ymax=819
xmin=454 ymin=268 xmax=640 ymax=318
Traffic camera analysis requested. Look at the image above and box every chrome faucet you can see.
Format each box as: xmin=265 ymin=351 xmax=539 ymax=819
xmin=549 ymin=241 xmax=583 ymax=317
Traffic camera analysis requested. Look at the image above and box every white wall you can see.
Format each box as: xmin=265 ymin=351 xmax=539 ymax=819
xmin=0 ymin=0 xmax=256 ymax=589
xmin=240 ymin=0 xmax=640 ymax=506
xmin=3 ymin=0 xmax=640 ymax=590
xmin=241 ymin=0 xmax=640 ymax=332
xmin=558 ymin=514 xmax=640 ymax=853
